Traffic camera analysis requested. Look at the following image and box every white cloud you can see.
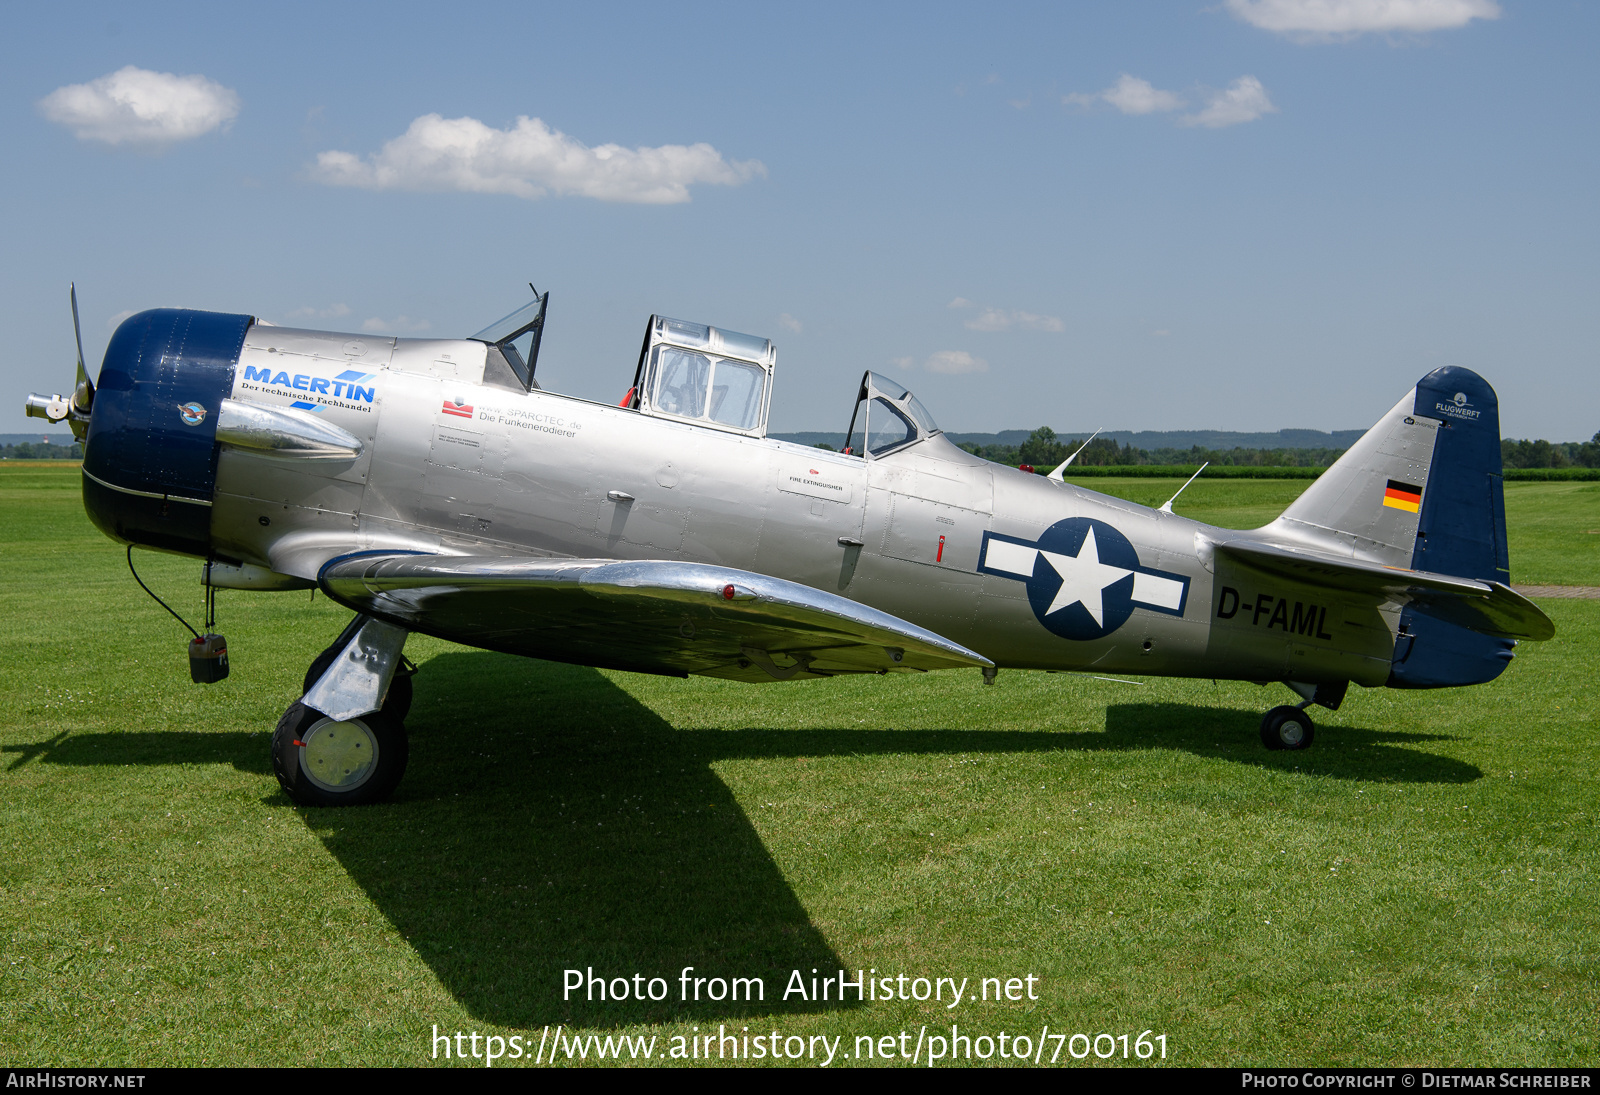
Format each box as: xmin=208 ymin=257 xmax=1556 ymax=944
xmin=777 ymin=313 xmax=803 ymax=334
xmin=38 ymin=66 xmax=239 ymax=148
xmin=286 ymin=304 xmax=351 ymax=321
xmin=1065 ymin=73 xmax=1274 ymax=128
xmin=1065 ymin=75 xmax=1185 ymax=115
xmin=965 ymin=309 xmax=1012 ymax=332
xmin=889 ymin=356 xmax=916 ymax=371
xmin=965 ymin=307 xmax=1064 ymax=333
xmin=1101 ymin=75 xmax=1186 ymax=116
xmin=361 ymin=315 xmax=431 ymax=333
xmin=924 ymin=351 xmax=989 ymax=375
xmin=947 ymin=297 xmax=973 ymax=310
xmin=1225 ymin=0 xmax=1499 ymax=40
xmin=312 ymin=114 xmax=764 ymax=204
xmin=1181 ymin=77 xmax=1278 ymax=128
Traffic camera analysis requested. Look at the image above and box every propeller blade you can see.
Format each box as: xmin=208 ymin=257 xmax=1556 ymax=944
xmin=70 ymin=283 xmax=93 ymax=413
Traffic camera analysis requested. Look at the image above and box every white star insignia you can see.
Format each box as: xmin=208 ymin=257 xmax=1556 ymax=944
xmin=1039 ymin=526 xmax=1132 ymax=626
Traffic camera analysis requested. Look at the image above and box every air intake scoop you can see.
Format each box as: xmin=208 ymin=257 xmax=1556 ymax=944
xmin=215 ymin=398 xmax=363 ymax=459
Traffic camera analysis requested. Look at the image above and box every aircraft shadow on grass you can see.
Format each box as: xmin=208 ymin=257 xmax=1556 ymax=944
xmin=1101 ymin=702 xmax=1482 ymax=784
xmin=679 ymin=706 xmax=1480 ymax=785
xmin=5 ymin=651 xmax=1479 ymax=1027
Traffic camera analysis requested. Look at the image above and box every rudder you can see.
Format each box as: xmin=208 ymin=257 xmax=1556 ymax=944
xmin=1407 ymin=367 xmax=1509 ymax=584
xmin=1391 ymin=367 xmax=1514 ymax=687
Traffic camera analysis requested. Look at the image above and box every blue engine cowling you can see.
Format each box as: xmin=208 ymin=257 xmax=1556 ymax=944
xmin=81 ymin=308 xmax=253 ymax=558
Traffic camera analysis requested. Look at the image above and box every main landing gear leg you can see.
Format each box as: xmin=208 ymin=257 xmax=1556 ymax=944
xmin=272 ymin=615 xmax=412 ymax=806
xmin=1259 ymin=680 xmax=1348 ymax=752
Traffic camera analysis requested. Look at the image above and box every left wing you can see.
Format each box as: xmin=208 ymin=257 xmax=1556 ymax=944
xmin=318 ymin=553 xmax=992 ymax=682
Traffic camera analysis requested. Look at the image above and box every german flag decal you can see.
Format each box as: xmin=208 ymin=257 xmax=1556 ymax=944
xmin=1383 ymin=479 xmax=1423 ymax=513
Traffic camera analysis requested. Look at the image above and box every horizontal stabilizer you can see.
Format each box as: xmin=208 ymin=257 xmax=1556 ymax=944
xmin=318 ymin=553 xmax=992 ymax=682
xmin=1216 ymin=538 xmax=1554 ymax=642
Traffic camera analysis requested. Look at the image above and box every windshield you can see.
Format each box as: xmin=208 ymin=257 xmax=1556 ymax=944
xmin=903 ymin=393 xmax=938 ymax=435
xmin=471 ymin=292 xmax=548 ymax=391
xmin=863 ymin=372 xmax=939 ymax=433
xmin=473 ymin=298 xmax=544 ymax=343
xmin=846 ymin=372 xmax=940 ymax=457
xmin=866 ymin=397 xmax=915 ymax=455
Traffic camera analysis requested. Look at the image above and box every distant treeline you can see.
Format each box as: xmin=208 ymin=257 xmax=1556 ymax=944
xmin=1 ymin=441 xmax=81 ymax=460
xmin=806 ymin=424 xmax=1600 ymax=473
xmin=952 ymin=428 xmax=1346 ymax=469
xmin=1501 ymin=434 xmax=1600 ymax=469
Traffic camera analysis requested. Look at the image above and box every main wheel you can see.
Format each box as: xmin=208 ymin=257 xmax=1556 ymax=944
xmin=272 ymin=701 xmax=408 ymax=806
xmin=1260 ymin=705 xmax=1315 ymax=751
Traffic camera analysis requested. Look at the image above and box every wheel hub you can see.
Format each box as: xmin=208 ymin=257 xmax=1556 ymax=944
xmin=299 ymin=717 xmax=380 ymax=792
xmin=1279 ymin=720 xmax=1305 ymax=747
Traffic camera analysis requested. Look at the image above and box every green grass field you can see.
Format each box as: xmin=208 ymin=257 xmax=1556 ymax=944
xmin=1 ymin=465 xmax=1596 ymax=1067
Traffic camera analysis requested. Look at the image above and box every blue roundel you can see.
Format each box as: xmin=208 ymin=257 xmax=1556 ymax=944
xmin=1024 ymin=517 xmax=1142 ymax=641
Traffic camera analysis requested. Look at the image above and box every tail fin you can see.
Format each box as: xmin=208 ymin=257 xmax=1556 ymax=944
xmin=1267 ymin=366 xmax=1507 ymax=581
xmin=1264 ymin=366 xmax=1513 ymax=688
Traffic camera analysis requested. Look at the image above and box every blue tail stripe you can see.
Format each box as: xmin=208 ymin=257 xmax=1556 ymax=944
xmin=1409 ymin=366 xmax=1508 ymax=584
xmin=1390 ymin=365 xmax=1515 ymax=689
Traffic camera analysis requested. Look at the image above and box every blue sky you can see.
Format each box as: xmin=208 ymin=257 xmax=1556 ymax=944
xmin=3 ymin=1 xmax=1596 ymax=439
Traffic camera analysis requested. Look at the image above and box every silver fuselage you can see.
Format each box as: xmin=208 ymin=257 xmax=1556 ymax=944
xmin=206 ymin=324 xmax=1399 ymax=688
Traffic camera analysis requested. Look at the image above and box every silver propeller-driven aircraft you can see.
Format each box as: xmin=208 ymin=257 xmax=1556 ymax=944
xmin=27 ymin=288 xmax=1554 ymax=806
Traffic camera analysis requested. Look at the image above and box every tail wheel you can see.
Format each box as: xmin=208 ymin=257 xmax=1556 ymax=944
xmin=272 ymin=701 xmax=408 ymax=806
xmin=1260 ymin=705 xmax=1315 ymax=751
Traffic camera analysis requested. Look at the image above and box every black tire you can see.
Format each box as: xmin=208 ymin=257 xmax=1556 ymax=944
xmin=383 ymin=674 xmax=413 ymax=723
xmin=271 ymin=701 xmax=408 ymax=806
xmin=1260 ymin=705 xmax=1315 ymax=751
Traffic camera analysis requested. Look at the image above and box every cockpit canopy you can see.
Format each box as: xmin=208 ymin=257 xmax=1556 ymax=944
xmin=468 ymin=293 xmax=943 ymax=459
xmin=844 ymin=371 xmax=941 ymax=457
xmin=628 ymin=315 xmax=776 ymax=437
